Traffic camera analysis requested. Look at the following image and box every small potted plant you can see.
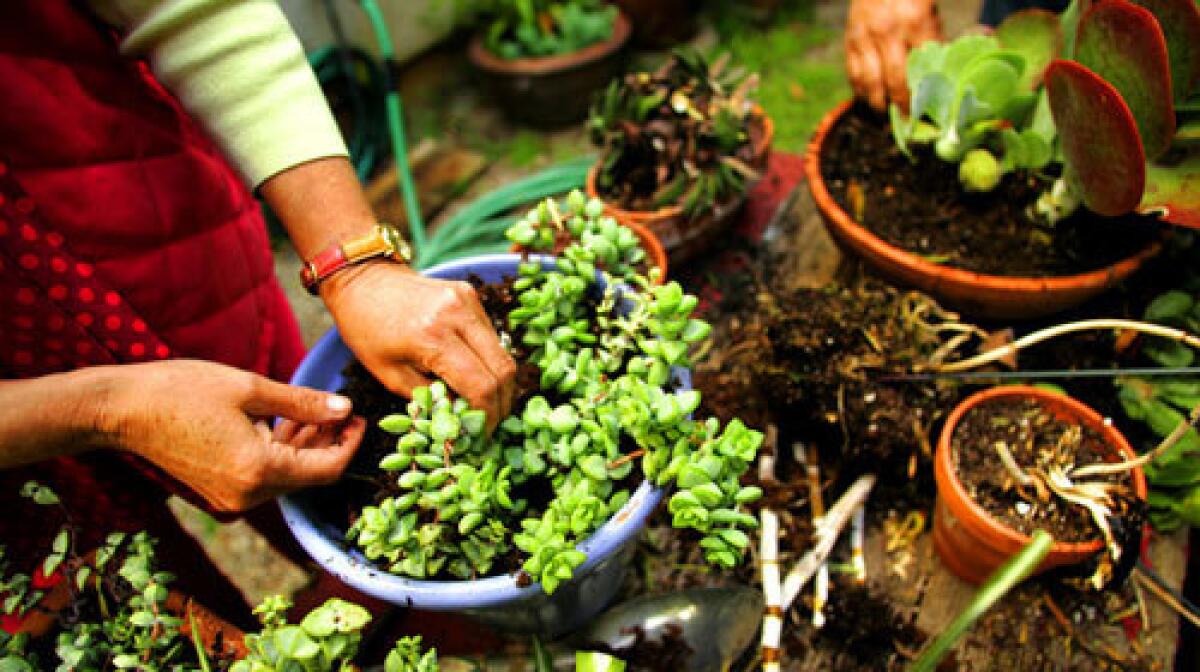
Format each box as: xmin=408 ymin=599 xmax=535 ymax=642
xmin=933 ymin=386 xmax=1147 ymax=585
xmin=466 ymin=0 xmax=632 ymax=127
xmin=506 ymin=189 xmax=669 ymax=283
xmin=586 ymin=48 xmax=774 ymax=263
xmin=281 ymin=196 xmax=765 ymax=636
xmin=806 ymin=0 xmax=1200 ymax=319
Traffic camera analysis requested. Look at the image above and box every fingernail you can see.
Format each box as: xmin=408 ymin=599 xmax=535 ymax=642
xmin=327 ymin=394 xmax=352 ymax=413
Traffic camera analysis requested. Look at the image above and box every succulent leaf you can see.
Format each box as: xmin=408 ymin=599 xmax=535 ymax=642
xmin=1074 ymin=0 xmax=1175 ymax=158
xmin=1046 ymin=59 xmax=1146 ymax=216
xmin=996 ymin=9 xmax=1062 ymax=90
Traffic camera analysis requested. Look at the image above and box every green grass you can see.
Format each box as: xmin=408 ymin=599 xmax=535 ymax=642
xmin=707 ymin=0 xmax=851 ymax=153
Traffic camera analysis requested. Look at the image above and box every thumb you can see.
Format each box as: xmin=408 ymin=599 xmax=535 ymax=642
xmin=242 ymin=376 xmax=354 ymax=424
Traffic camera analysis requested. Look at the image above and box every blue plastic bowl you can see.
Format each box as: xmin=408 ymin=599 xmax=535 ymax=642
xmin=279 ymin=254 xmax=680 ymax=635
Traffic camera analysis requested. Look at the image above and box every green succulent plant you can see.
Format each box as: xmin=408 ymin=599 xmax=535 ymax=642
xmin=469 ymin=0 xmax=618 ymax=60
xmin=589 ymin=48 xmax=764 ymax=219
xmin=386 ymin=635 xmax=440 ymax=672
xmin=506 ymin=190 xmax=652 ymax=285
xmin=348 ymin=195 xmax=763 ymax=593
xmin=891 ymin=0 xmax=1200 ymax=228
xmin=1116 ymin=283 xmax=1200 ymax=530
xmin=233 ymin=596 xmax=372 ymax=672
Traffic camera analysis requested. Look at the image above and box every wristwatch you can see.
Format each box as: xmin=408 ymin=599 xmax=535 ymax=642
xmin=300 ymin=224 xmax=412 ymax=295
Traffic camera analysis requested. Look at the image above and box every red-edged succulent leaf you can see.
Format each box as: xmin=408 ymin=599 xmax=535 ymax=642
xmin=1130 ymin=0 xmax=1200 ymax=102
xmin=996 ymin=10 xmax=1061 ymax=90
xmin=1075 ymin=0 xmax=1175 ymax=159
xmin=1141 ymin=153 xmax=1200 ymax=227
xmin=1046 ymin=59 xmax=1146 ymax=216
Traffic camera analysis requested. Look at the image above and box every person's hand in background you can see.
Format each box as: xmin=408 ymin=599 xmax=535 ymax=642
xmin=845 ymin=0 xmax=943 ymax=112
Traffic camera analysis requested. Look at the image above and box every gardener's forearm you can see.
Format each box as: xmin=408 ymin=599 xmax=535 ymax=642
xmin=0 ymin=368 xmax=117 ymax=468
xmin=258 ymin=156 xmax=378 ymax=262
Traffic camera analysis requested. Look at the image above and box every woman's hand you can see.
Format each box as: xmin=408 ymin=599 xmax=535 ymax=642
xmin=319 ymin=260 xmax=517 ymax=431
xmin=845 ymin=0 xmax=942 ymax=112
xmin=100 ymin=359 xmax=365 ymax=513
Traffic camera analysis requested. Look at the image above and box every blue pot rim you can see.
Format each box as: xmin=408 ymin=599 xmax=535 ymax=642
xmin=279 ymin=253 xmax=672 ymax=610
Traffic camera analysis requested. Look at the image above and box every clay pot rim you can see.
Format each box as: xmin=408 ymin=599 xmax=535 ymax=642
xmin=586 ymin=111 xmax=776 ymax=223
xmin=805 ymin=100 xmax=1165 ymax=296
xmin=468 ymin=10 xmax=632 ymax=76
xmin=510 ymin=216 xmax=669 ymax=283
xmin=936 ymin=385 xmax=1148 ymax=556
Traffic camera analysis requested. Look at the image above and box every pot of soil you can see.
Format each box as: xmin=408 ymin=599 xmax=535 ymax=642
xmin=279 ymin=254 xmax=673 ymax=637
xmin=467 ymin=10 xmax=632 ymax=128
xmin=586 ymin=112 xmax=774 ymax=264
xmin=806 ymin=101 xmax=1164 ymax=320
xmin=933 ymin=385 xmax=1147 ymax=585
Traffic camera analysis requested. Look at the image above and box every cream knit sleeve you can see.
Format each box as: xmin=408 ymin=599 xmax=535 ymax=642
xmin=89 ymin=0 xmax=349 ymax=188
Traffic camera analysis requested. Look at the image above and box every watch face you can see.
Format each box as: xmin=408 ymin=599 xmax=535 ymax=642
xmin=378 ymin=225 xmax=411 ymax=261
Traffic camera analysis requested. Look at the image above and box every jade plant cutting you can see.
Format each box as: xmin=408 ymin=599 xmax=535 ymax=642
xmin=467 ymin=0 xmax=618 ymax=59
xmin=506 ymin=190 xmax=652 ymax=285
xmin=347 ymin=193 xmax=764 ymax=593
xmin=589 ymin=47 xmax=764 ymax=218
xmin=890 ymin=0 xmax=1200 ymax=227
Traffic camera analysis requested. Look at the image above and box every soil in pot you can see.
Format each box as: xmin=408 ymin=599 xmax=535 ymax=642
xmin=819 ymin=103 xmax=1162 ymax=278
xmin=951 ymin=397 xmax=1144 ymax=544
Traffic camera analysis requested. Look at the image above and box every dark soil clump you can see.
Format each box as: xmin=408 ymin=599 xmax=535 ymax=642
xmin=952 ymin=398 xmax=1135 ymax=542
xmin=799 ymin=580 xmax=925 ymax=672
xmin=820 ymin=103 xmax=1160 ymax=277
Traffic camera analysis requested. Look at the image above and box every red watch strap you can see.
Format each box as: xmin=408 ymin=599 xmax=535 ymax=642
xmin=300 ymin=245 xmax=348 ymax=292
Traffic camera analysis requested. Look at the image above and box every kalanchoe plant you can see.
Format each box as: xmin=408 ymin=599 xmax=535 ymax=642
xmin=506 ymin=190 xmax=653 ymax=285
xmin=347 ymin=195 xmax=763 ymax=593
xmin=386 ymin=635 xmax=439 ymax=672
xmin=469 ymin=0 xmax=618 ymax=60
xmin=1044 ymin=0 xmax=1200 ymax=226
xmin=589 ymin=48 xmax=764 ymax=219
xmin=232 ymin=596 xmax=378 ymax=672
xmin=889 ymin=17 xmax=1058 ymax=193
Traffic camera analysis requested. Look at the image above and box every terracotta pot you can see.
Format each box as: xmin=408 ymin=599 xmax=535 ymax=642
xmin=511 ymin=217 xmax=668 ymax=283
xmin=933 ymin=386 xmax=1148 ymax=585
xmin=806 ymin=100 xmax=1164 ymax=320
xmin=468 ymin=11 xmax=631 ymax=128
xmin=610 ymin=0 xmax=697 ymax=48
xmin=588 ymin=112 xmax=774 ymax=264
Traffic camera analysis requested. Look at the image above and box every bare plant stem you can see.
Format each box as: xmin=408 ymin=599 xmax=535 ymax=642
xmin=781 ymin=474 xmax=877 ymax=611
xmin=937 ymin=320 xmax=1200 ymax=373
xmin=993 ymin=441 xmax=1036 ymax=487
xmin=1072 ymin=399 xmax=1200 ymax=479
xmin=850 ymin=505 xmax=867 ymax=584
xmin=1135 ymin=566 xmax=1200 ymax=630
xmin=800 ymin=443 xmax=830 ymax=628
xmin=760 ymin=508 xmax=783 ymax=672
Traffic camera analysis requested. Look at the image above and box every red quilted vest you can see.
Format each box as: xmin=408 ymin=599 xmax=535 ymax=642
xmin=0 ymin=0 xmax=306 ymax=614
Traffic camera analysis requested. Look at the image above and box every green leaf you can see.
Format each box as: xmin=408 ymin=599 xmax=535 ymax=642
xmin=997 ymin=9 xmax=1061 ymax=89
xmin=274 ymin=625 xmax=321 ymax=660
xmin=1145 ymin=290 xmax=1195 ymax=322
xmin=379 ymin=414 xmax=413 ymax=434
xmin=580 ymin=455 xmax=608 ymax=481
xmin=1074 ymin=0 xmax=1176 ymax=158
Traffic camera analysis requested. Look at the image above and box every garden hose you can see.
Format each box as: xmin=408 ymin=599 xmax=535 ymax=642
xmin=309 ymin=0 xmax=592 ymax=269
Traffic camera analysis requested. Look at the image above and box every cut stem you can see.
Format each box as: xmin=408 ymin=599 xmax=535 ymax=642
xmin=801 ymin=443 xmax=830 ymax=629
xmin=851 ymin=505 xmax=867 ymax=584
xmin=937 ymin=320 xmax=1200 ymax=373
xmin=781 ymin=474 xmax=876 ymax=611
xmin=1071 ymin=399 xmax=1200 ymax=479
xmin=909 ymin=530 xmax=1054 ymax=672
xmin=760 ymin=508 xmax=783 ymax=672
